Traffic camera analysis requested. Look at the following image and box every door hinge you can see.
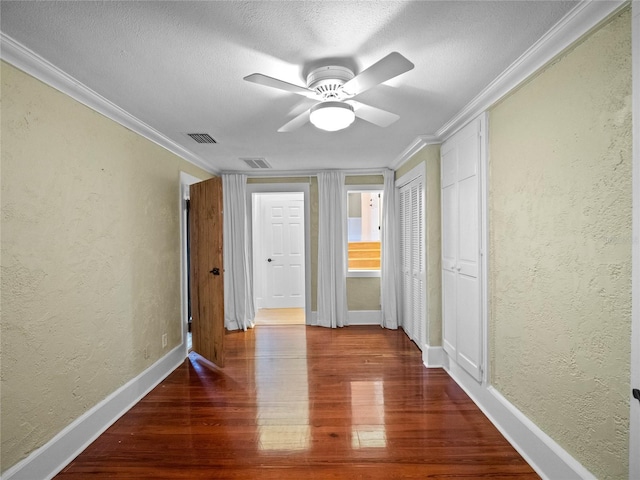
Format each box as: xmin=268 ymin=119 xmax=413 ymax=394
xmin=186 ymin=199 xmax=190 ymax=211
xmin=633 ymin=388 xmax=640 ymax=403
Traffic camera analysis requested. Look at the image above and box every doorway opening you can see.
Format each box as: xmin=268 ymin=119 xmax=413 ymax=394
xmin=179 ymin=172 xmax=206 ymax=355
xmin=251 ymin=191 xmax=308 ymax=326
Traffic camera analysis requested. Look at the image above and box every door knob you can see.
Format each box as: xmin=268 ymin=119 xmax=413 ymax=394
xmin=210 ymin=268 xmax=220 ymax=275
xmin=267 ymin=258 xmax=272 ymax=262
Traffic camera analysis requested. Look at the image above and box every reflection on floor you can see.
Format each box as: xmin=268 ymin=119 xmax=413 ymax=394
xmin=55 ymin=326 xmax=538 ymax=478
xmin=254 ymin=307 xmax=305 ymax=325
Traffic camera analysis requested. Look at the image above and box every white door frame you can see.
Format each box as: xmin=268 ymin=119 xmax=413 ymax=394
xmin=179 ymin=171 xmax=206 ymax=358
xmin=246 ymin=182 xmax=312 ymax=324
xmin=630 ymin=3 xmax=639 ymax=478
xmin=254 ymin=192 xmax=306 ymax=309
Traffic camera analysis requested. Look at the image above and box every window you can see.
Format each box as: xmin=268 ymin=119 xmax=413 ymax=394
xmin=346 ymin=187 xmax=383 ymax=276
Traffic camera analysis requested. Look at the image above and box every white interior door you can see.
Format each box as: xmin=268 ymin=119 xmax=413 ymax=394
xmin=261 ymin=193 xmax=305 ymax=308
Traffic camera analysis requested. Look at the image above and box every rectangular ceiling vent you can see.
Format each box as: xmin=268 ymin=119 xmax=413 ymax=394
xmin=241 ymin=157 xmax=272 ymax=169
xmin=187 ymin=133 xmax=217 ymax=144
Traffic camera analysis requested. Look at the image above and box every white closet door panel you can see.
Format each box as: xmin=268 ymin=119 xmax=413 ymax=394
xmin=456 ymin=273 xmax=482 ymax=381
xmin=457 ymin=130 xmax=479 ymax=181
xmin=441 ymin=184 xmax=457 ymax=271
xmin=411 ymin=276 xmax=421 ymax=345
xmin=457 ymin=175 xmax=479 ymax=278
xmin=442 ymin=269 xmax=457 ymax=356
xmin=417 ymin=277 xmax=425 ymax=348
xmin=402 ymin=271 xmax=411 ymax=334
xmin=441 ymin=147 xmax=457 ymax=187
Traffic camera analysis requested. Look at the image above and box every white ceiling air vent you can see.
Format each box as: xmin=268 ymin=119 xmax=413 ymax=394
xmin=187 ymin=133 xmax=217 ymax=144
xmin=241 ymin=157 xmax=272 ymax=169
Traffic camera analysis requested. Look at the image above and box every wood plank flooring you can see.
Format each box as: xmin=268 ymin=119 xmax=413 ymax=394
xmin=56 ymin=326 xmax=538 ymax=479
xmin=254 ymin=308 xmax=305 ymax=325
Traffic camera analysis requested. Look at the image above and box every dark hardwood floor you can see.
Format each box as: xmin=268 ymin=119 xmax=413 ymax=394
xmin=56 ymin=326 xmax=538 ymax=479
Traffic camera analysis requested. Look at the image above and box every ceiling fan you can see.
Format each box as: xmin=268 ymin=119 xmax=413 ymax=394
xmin=243 ymin=52 xmax=414 ymax=132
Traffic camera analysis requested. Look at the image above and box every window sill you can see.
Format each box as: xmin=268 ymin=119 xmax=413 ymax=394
xmin=347 ymin=270 xmax=381 ymax=278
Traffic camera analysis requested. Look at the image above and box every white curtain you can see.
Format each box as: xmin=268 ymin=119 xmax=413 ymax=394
xmin=317 ymin=171 xmax=348 ymax=328
xmin=222 ymin=174 xmax=255 ymax=331
xmin=381 ymin=169 xmax=399 ymax=329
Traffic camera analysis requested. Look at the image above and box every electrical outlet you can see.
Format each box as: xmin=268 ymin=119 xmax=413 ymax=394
xmin=162 ymin=333 xmax=168 ymax=348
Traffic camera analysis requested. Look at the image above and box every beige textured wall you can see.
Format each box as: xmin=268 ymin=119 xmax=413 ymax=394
xmin=395 ymin=145 xmax=442 ymax=345
xmin=0 ymin=62 xmax=211 ymax=472
xmin=247 ymin=175 xmax=383 ymax=311
xmin=488 ymin=9 xmax=632 ymax=479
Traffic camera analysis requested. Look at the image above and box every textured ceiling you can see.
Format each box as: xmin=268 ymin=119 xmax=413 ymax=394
xmin=1 ymin=1 xmax=578 ymax=173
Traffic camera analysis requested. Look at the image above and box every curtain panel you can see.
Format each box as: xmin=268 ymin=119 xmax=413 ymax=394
xmin=381 ymin=169 xmax=400 ymax=329
xmin=316 ymin=171 xmax=348 ymax=328
xmin=222 ymin=174 xmax=255 ymax=331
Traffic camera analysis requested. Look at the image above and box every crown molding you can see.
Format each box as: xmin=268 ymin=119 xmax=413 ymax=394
xmin=0 ymin=32 xmax=219 ymax=175
xmin=224 ymin=168 xmax=387 ymax=178
xmin=389 ymin=134 xmax=440 ymax=171
xmin=435 ymin=0 xmax=629 ymax=142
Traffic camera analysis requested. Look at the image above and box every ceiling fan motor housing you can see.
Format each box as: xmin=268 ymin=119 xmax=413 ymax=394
xmin=306 ymin=66 xmax=354 ymax=100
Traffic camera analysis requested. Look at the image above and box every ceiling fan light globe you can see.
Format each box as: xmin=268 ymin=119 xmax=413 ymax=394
xmin=309 ymin=102 xmax=355 ymax=132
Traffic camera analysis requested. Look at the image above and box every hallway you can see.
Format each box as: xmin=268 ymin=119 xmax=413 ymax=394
xmin=56 ymin=326 xmax=537 ymax=479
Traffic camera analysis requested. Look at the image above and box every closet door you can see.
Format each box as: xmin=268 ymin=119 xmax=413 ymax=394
xmin=455 ymin=126 xmax=482 ymax=380
xmin=441 ymin=116 xmax=484 ymax=381
xmin=409 ymin=179 xmax=425 ymax=347
xmin=441 ymin=144 xmax=458 ymax=357
xmin=399 ymin=177 xmax=425 ymax=350
xmin=399 ymin=186 xmax=412 ymax=337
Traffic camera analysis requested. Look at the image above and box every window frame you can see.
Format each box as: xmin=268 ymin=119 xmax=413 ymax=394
xmin=344 ymin=184 xmax=383 ymax=278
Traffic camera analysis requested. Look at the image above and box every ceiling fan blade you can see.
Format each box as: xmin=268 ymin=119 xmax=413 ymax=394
xmin=348 ymin=100 xmax=399 ymax=128
xmin=244 ymin=73 xmax=317 ymax=98
xmin=278 ymin=109 xmax=311 ymax=132
xmin=342 ymin=52 xmax=414 ymax=97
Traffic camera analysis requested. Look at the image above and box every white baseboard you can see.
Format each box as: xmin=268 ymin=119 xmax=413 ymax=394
xmin=347 ymin=310 xmax=382 ymax=325
xmin=444 ymin=359 xmax=595 ymax=480
xmin=1 ymin=345 xmax=185 ymax=480
xmin=308 ymin=310 xmax=382 ymax=326
xmin=423 ymin=345 xmax=447 ymax=368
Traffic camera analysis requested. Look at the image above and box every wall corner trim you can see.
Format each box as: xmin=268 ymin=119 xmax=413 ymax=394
xmin=390 ymin=135 xmax=441 ymax=171
xmin=435 ymin=0 xmax=628 ymax=142
xmin=0 ymin=346 xmax=186 ymax=480
xmin=0 ymin=33 xmax=218 ymax=175
xmin=423 ymin=345 xmax=447 ymax=368
xmin=444 ymin=361 xmax=596 ymax=480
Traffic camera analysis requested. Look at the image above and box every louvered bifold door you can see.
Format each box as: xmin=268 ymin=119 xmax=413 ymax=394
xmin=399 ymin=185 xmax=412 ymax=336
xmin=410 ymin=179 xmax=425 ymax=349
xmin=399 ymin=178 xmax=425 ymax=351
